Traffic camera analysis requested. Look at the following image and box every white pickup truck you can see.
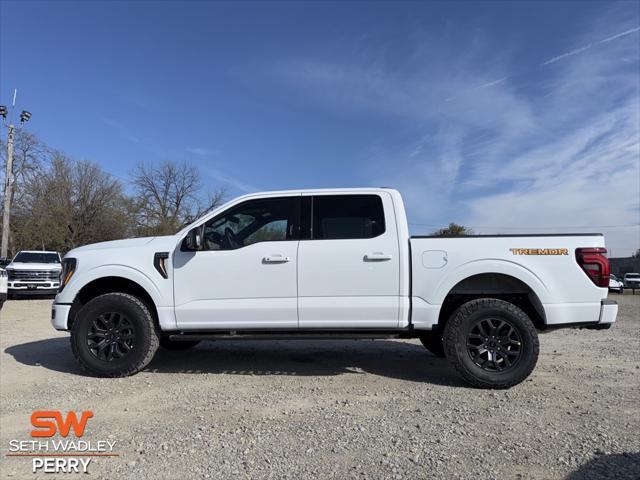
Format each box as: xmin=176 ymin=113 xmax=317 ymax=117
xmin=6 ymin=250 xmax=62 ymax=296
xmin=52 ymin=188 xmax=617 ymax=388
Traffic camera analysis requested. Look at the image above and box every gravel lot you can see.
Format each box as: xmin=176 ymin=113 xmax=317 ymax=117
xmin=1 ymin=293 xmax=638 ymax=480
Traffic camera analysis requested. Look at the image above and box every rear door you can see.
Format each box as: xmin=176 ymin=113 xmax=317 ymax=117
xmin=297 ymin=192 xmax=400 ymax=328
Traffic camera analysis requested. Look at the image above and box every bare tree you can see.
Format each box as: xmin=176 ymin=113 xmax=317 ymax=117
xmin=12 ymin=154 xmax=129 ymax=253
xmin=0 ymin=130 xmax=48 ymax=191
xmin=2 ymin=135 xmax=226 ymax=255
xmin=131 ymin=160 xmax=225 ymax=236
xmin=0 ymin=131 xmax=51 ymax=254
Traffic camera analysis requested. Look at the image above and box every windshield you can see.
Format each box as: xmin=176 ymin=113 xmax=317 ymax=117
xmin=626 ymin=273 xmax=640 ymax=278
xmin=13 ymin=252 xmax=60 ymax=264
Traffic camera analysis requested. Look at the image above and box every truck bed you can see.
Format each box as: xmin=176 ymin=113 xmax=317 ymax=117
xmin=408 ymin=233 xmax=612 ymax=329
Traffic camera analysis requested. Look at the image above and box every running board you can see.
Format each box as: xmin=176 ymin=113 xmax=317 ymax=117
xmin=168 ymin=330 xmax=411 ymax=342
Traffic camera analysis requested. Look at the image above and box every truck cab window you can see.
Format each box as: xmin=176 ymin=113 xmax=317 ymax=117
xmin=312 ymin=195 xmax=385 ymax=239
xmin=203 ymin=197 xmax=295 ymax=250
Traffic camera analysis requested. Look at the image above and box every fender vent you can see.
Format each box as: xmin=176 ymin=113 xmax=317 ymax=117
xmin=153 ymin=252 xmax=170 ymax=279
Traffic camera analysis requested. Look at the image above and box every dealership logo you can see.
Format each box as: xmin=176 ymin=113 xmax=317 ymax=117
xmin=6 ymin=411 xmax=118 ymax=474
xmin=31 ymin=411 xmax=93 ymax=438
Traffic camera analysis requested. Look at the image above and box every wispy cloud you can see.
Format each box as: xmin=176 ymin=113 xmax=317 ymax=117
xmin=101 ymin=117 xmax=171 ymax=159
xmin=541 ymin=44 xmax=593 ymax=65
xmin=599 ymin=25 xmax=640 ymax=44
xmin=186 ymin=147 xmax=218 ymax=157
xmin=203 ymin=167 xmax=258 ymax=193
xmin=480 ymin=77 xmax=508 ymax=88
xmin=540 ymin=25 xmax=640 ymax=66
xmin=272 ymin=6 xmax=640 ymax=255
xmin=102 ymin=117 xmax=144 ymax=145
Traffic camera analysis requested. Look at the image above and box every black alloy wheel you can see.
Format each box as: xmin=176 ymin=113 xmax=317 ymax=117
xmin=466 ymin=317 xmax=522 ymax=372
xmin=87 ymin=312 xmax=136 ymax=362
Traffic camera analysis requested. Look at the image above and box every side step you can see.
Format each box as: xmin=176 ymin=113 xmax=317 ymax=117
xmin=168 ymin=330 xmax=412 ymax=342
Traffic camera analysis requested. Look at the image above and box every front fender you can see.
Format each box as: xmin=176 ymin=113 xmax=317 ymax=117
xmin=57 ymin=264 xmax=165 ymax=307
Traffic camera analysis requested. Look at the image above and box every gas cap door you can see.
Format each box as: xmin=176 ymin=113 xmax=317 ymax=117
xmin=422 ymin=250 xmax=448 ymax=269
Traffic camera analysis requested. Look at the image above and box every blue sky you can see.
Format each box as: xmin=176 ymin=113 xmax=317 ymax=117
xmin=1 ymin=0 xmax=639 ymax=255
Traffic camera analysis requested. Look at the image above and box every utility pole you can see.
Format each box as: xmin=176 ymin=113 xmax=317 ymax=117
xmin=1 ymin=123 xmax=15 ymax=258
xmin=0 ymin=89 xmax=31 ymax=259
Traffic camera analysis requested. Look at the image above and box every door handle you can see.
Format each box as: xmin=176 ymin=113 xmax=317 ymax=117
xmin=263 ymin=255 xmax=290 ymax=263
xmin=364 ymin=253 xmax=392 ymax=261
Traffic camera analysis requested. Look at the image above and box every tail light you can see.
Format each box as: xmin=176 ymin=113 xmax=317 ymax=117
xmin=575 ymin=248 xmax=610 ymax=288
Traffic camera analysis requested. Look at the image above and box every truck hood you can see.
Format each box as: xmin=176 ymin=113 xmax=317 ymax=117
xmin=66 ymin=236 xmax=178 ymax=256
xmin=7 ymin=262 xmax=62 ymax=271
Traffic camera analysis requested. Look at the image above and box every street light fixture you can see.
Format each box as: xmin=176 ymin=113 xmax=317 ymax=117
xmin=1 ymin=92 xmax=32 ymax=258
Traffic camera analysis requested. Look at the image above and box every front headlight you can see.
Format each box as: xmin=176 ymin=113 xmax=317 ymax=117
xmin=59 ymin=258 xmax=77 ymax=292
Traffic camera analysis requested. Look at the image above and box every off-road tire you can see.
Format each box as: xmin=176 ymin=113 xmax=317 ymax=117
xmin=160 ymin=337 xmax=200 ymax=350
xmin=443 ymin=298 xmax=539 ymax=389
xmin=71 ymin=292 xmax=159 ymax=377
xmin=419 ymin=333 xmax=446 ymax=357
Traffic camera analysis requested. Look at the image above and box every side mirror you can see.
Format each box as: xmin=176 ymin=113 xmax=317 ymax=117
xmin=183 ymin=226 xmax=203 ymax=251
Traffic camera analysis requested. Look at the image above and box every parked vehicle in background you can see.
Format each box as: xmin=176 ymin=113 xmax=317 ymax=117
xmin=5 ymin=251 xmax=62 ymax=297
xmin=0 ymin=268 xmax=7 ymax=308
xmin=52 ymin=188 xmax=617 ymax=389
xmin=608 ymin=274 xmax=624 ymax=293
xmin=623 ymin=272 xmax=640 ymax=289
xmin=0 ymin=257 xmax=10 ymax=269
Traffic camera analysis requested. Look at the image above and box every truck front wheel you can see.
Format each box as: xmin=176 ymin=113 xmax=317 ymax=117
xmin=443 ymin=298 xmax=539 ymax=389
xmin=71 ymin=292 xmax=159 ymax=377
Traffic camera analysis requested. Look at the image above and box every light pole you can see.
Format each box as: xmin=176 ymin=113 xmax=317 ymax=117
xmin=0 ymin=93 xmax=31 ymax=259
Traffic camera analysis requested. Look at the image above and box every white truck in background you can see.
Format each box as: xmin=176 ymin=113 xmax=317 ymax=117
xmin=5 ymin=251 xmax=62 ymax=297
xmin=51 ymin=188 xmax=617 ymax=388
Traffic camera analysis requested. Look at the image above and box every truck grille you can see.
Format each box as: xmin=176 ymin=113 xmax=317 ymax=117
xmin=8 ymin=270 xmax=60 ymax=281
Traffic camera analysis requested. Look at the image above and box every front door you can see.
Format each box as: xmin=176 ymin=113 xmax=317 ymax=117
xmin=173 ymin=195 xmax=300 ymax=330
xmin=297 ymin=192 xmax=400 ymax=328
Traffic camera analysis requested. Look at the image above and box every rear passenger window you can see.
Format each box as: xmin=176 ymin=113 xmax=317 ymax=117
xmin=312 ymin=195 xmax=385 ymax=239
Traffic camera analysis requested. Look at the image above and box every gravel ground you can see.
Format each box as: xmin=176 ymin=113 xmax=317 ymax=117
xmin=1 ymin=293 xmax=638 ymax=480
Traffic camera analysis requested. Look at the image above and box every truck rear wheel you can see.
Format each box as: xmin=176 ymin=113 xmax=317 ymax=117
xmin=71 ymin=292 xmax=159 ymax=377
xmin=443 ymin=298 xmax=539 ymax=389
xmin=419 ymin=333 xmax=445 ymax=357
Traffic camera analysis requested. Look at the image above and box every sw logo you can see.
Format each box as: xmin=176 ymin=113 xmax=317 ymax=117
xmin=30 ymin=410 xmax=93 ymax=438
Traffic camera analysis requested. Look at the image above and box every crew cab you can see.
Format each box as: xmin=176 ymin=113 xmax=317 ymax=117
xmin=6 ymin=250 xmax=62 ymax=296
xmin=52 ymin=189 xmax=617 ymax=388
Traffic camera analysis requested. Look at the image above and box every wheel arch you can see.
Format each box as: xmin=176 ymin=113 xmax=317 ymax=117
xmin=435 ymin=272 xmax=547 ymax=332
xmin=68 ymin=276 xmax=160 ymax=331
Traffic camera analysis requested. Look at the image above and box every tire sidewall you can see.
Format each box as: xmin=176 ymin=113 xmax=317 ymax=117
xmin=71 ymin=294 xmax=156 ymax=376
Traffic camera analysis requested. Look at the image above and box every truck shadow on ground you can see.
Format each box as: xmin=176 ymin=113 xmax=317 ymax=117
xmin=566 ymin=452 xmax=640 ymax=480
xmin=5 ymin=338 xmax=467 ymax=387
